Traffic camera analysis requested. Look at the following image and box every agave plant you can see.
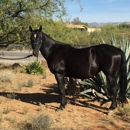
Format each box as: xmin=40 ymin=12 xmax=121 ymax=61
xmin=79 ymin=72 xmax=112 ymax=101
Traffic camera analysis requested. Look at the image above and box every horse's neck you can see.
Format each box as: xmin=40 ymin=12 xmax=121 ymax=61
xmin=40 ymin=37 xmax=55 ymax=60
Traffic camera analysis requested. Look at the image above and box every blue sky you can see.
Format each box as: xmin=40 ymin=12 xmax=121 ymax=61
xmin=65 ymin=0 xmax=130 ymax=23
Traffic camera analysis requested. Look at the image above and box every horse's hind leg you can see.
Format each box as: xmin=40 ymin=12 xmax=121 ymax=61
xmin=55 ymin=73 xmax=67 ymax=110
xmin=107 ymin=76 xmax=118 ymax=110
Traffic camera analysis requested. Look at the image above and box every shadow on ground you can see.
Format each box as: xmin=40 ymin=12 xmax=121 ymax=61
xmin=0 ymin=83 xmax=109 ymax=113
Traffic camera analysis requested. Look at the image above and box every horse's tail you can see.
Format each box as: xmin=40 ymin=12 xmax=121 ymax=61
xmin=119 ymin=50 xmax=127 ymax=103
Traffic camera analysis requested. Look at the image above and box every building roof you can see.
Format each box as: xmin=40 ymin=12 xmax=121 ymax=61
xmin=66 ymin=24 xmax=88 ymax=29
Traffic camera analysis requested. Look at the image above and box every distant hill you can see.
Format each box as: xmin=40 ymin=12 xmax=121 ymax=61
xmin=88 ymin=22 xmax=130 ymax=27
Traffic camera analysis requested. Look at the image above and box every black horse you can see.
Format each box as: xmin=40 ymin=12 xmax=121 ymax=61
xmin=29 ymin=26 xmax=127 ymax=111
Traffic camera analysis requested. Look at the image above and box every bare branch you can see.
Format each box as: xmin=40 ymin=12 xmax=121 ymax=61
xmin=0 ymin=41 xmax=16 ymax=47
xmin=12 ymin=2 xmax=26 ymax=17
xmin=39 ymin=0 xmax=50 ymax=9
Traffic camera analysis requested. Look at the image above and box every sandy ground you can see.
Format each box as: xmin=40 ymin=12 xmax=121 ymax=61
xmin=0 ymin=63 xmax=130 ymax=130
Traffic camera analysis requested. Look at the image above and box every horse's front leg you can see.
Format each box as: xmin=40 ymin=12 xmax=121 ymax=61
xmin=55 ymin=73 xmax=67 ymax=110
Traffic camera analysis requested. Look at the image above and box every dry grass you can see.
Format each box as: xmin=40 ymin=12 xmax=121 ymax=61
xmin=118 ymin=106 xmax=130 ymax=116
xmin=3 ymin=107 xmax=12 ymax=114
xmin=0 ymin=70 xmax=15 ymax=83
xmin=21 ymin=114 xmax=52 ymax=130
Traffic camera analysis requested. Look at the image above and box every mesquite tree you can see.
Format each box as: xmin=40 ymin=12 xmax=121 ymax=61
xmin=0 ymin=0 xmax=80 ymax=47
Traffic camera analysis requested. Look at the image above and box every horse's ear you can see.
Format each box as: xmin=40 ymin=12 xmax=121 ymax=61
xmin=29 ymin=26 xmax=33 ymax=32
xmin=39 ymin=26 xmax=42 ymax=32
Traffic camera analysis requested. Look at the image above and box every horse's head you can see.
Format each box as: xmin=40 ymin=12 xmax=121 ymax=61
xmin=29 ymin=26 xmax=43 ymax=57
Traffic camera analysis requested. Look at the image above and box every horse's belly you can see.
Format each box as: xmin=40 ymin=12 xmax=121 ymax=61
xmin=65 ymin=67 xmax=97 ymax=79
xmin=65 ymin=56 xmax=99 ymax=79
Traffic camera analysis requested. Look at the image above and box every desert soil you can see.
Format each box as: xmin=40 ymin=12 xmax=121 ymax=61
xmin=0 ymin=62 xmax=130 ymax=130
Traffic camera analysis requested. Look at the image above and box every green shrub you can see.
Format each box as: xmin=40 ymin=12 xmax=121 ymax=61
xmin=23 ymin=61 xmax=46 ymax=75
xmin=7 ymin=92 xmax=17 ymax=99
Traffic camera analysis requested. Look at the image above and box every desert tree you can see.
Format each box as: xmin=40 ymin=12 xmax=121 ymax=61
xmin=0 ymin=0 xmax=80 ymax=47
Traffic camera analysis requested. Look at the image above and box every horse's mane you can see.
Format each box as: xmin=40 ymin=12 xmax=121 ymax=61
xmin=42 ymin=32 xmax=54 ymax=40
xmin=42 ymin=31 xmax=71 ymax=47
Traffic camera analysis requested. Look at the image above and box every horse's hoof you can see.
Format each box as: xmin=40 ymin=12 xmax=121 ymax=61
xmin=56 ymin=108 xmax=63 ymax=112
xmin=109 ymin=105 xmax=116 ymax=111
xmin=56 ymin=106 xmax=65 ymax=112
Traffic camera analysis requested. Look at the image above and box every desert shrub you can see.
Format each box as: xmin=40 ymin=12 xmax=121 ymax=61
xmin=23 ymin=114 xmax=52 ymax=130
xmin=27 ymin=79 xmax=34 ymax=88
xmin=0 ymin=112 xmax=3 ymax=122
xmin=118 ymin=106 xmax=130 ymax=116
xmin=17 ymin=82 xmax=26 ymax=89
xmin=23 ymin=61 xmax=46 ymax=75
xmin=22 ymin=106 xmax=29 ymax=115
xmin=3 ymin=107 xmax=11 ymax=114
xmin=7 ymin=92 xmax=17 ymax=99
xmin=0 ymin=70 xmax=15 ymax=82
xmin=17 ymin=79 xmax=34 ymax=89
xmin=17 ymin=83 xmax=23 ymax=91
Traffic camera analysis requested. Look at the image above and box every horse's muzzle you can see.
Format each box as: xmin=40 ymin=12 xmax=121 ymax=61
xmin=33 ymin=51 xmax=39 ymax=57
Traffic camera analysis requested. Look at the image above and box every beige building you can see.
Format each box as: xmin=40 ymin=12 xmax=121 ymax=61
xmin=66 ymin=23 xmax=101 ymax=32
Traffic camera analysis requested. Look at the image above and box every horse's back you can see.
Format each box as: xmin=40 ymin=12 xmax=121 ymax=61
xmin=63 ymin=45 xmax=98 ymax=78
xmin=64 ymin=44 xmax=122 ymax=78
